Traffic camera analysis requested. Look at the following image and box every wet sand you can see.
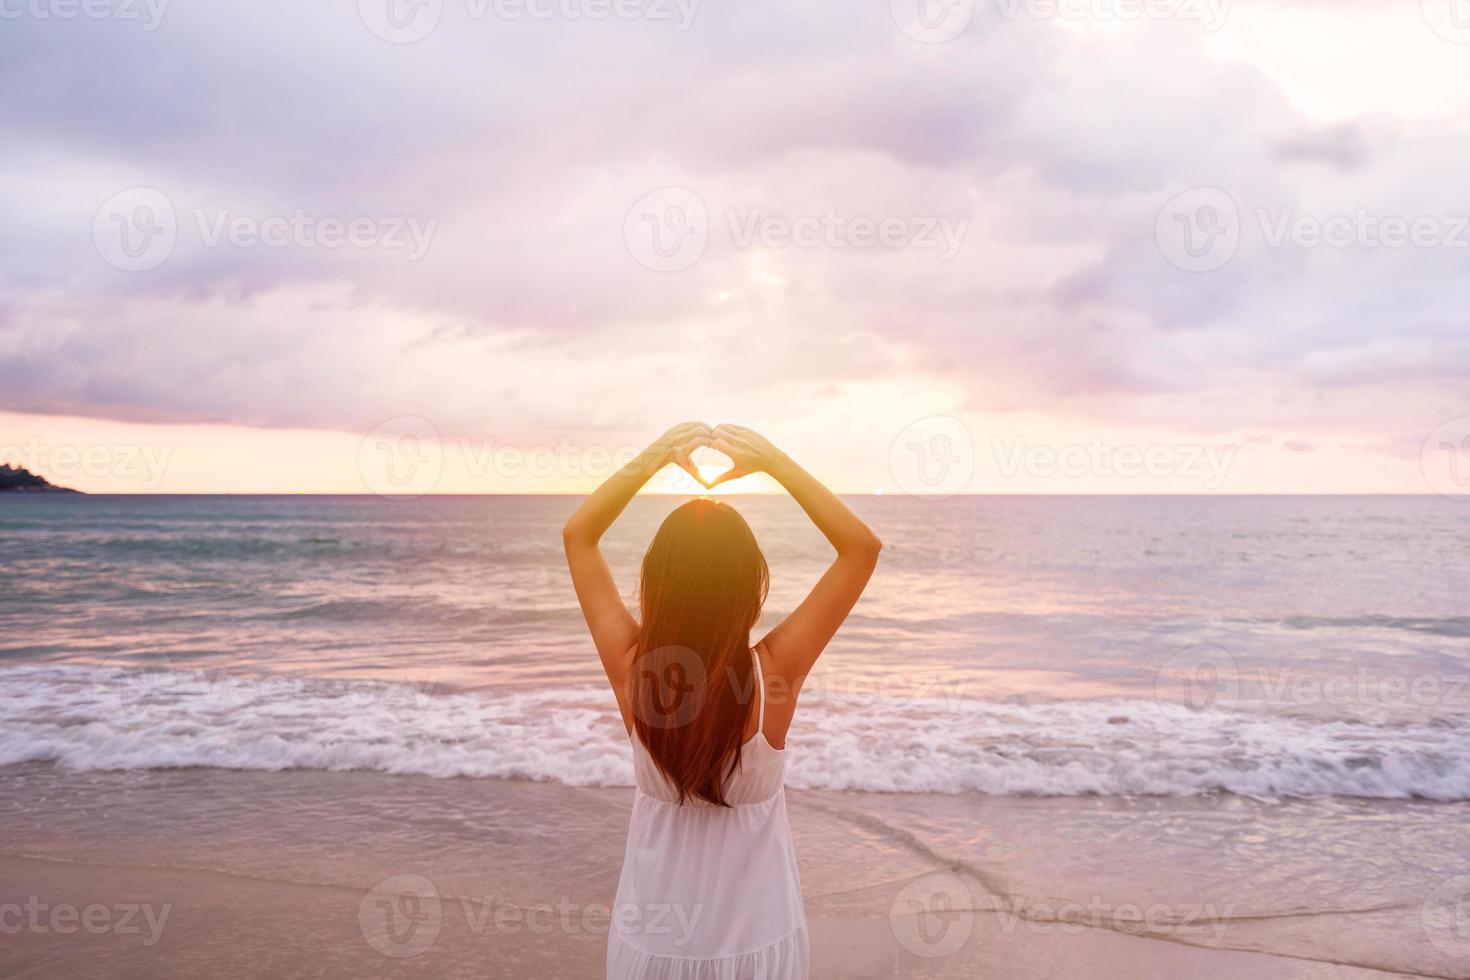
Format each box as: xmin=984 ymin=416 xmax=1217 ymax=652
xmin=1 ymin=763 xmax=1465 ymax=979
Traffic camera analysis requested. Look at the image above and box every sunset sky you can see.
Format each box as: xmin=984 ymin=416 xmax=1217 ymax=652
xmin=2 ymin=1 xmax=1468 ymax=494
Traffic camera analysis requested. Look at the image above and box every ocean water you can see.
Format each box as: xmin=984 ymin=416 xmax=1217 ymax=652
xmin=3 ymin=494 xmax=1469 ymax=801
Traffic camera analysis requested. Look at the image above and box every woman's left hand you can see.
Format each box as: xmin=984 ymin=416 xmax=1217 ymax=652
xmin=653 ymin=421 xmax=713 ymax=486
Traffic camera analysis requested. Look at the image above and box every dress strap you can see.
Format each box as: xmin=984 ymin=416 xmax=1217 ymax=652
xmin=750 ymin=646 xmax=766 ymax=733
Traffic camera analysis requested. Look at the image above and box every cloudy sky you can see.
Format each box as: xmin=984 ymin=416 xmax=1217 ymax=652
xmin=2 ymin=0 xmax=1468 ymax=493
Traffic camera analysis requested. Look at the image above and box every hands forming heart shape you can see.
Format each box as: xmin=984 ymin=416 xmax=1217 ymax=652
xmin=659 ymin=421 xmax=782 ymax=490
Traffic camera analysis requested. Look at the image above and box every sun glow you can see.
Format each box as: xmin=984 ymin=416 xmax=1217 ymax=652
xmin=697 ymin=462 xmax=733 ymax=488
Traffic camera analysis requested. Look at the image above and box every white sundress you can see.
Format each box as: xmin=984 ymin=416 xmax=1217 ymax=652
xmin=607 ymin=649 xmax=809 ymax=980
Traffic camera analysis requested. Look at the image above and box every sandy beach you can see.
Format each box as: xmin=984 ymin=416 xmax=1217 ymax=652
xmin=3 ymin=762 xmax=1465 ymax=979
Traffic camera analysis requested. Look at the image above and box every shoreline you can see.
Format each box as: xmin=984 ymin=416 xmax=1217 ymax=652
xmin=2 ymin=763 xmax=1463 ymax=979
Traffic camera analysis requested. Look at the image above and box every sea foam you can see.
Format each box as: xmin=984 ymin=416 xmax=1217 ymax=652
xmin=2 ymin=665 xmax=1468 ymax=801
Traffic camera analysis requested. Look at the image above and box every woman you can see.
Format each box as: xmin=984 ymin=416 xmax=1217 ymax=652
xmin=563 ymin=421 xmax=882 ymax=980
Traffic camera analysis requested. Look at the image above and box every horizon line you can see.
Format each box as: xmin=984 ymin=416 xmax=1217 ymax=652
xmin=4 ymin=491 xmax=1451 ymax=498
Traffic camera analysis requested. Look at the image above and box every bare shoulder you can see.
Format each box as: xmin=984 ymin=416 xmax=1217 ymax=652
xmin=753 ymin=639 xmax=802 ymax=748
xmin=608 ymin=641 xmax=639 ymax=734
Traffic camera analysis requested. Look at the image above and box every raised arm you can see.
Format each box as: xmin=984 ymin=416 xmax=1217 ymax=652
xmin=707 ymin=424 xmax=881 ymax=686
xmin=563 ymin=422 xmax=711 ymax=683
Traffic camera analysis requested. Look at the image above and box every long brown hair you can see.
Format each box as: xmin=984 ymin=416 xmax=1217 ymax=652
xmin=629 ymin=498 xmax=769 ymax=806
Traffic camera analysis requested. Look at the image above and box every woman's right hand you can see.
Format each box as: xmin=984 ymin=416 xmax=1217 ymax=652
xmin=707 ymin=423 xmax=784 ymax=488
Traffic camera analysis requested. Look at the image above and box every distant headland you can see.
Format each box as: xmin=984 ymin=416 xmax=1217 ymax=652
xmin=0 ymin=464 xmax=80 ymax=493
